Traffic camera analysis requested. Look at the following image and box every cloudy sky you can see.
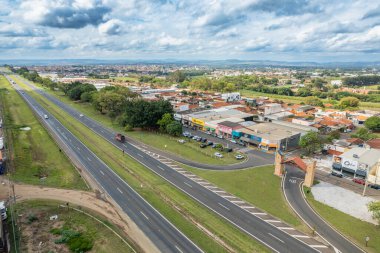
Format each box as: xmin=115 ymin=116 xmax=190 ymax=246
xmin=1 ymin=0 xmax=380 ymax=62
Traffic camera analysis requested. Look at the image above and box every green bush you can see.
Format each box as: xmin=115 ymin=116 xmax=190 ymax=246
xmin=27 ymin=214 xmax=38 ymax=224
xmin=68 ymin=235 xmax=94 ymax=252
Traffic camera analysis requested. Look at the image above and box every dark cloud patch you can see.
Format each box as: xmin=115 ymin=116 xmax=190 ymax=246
xmin=362 ymin=6 xmax=380 ymax=19
xmin=38 ymin=5 xmax=111 ymax=28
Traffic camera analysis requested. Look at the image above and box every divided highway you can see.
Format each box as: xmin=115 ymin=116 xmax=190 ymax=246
xmin=14 ymin=75 xmax=321 ymax=253
xmin=5 ymin=76 xmax=203 ymax=253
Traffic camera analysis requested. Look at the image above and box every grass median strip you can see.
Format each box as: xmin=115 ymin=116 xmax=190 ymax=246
xmin=14 ymin=76 xmax=270 ymax=253
xmin=0 ymin=75 xmax=87 ymax=190
xmin=22 ymin=82 xmax=240 ymax=165
xmin=181 ymin=164 xmax=310 ymax=233
xmin=304 ymin=187 xmax=379 ymax=253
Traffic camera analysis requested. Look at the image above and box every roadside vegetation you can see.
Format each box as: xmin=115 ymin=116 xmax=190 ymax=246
xmin=0 ymin=75 xmax=86 ymax=190
xmin=304 ymin=188 xmax=380 ymax=253
xmin=14 ymin=77 xmax=270 ymax=253
xmin=182 ymin=164 xmax=309 ymax=232
xmin=10 ymin=200 xmax=136 ymax=253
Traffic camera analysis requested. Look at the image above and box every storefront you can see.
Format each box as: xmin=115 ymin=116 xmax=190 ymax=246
xmin=191 ymin=118 xmax=205 ymax=131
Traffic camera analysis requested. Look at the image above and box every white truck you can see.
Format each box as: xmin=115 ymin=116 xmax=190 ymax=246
xmin=0 ymin=137 xmax=3 ymax=150
xmin=0 ymin=201 xmax=6 ymax=220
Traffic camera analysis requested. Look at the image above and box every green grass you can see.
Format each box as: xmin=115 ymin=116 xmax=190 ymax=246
xmin=0 ymin=75 xmax=87 ymax=190
xmin=240 ymin=89 xmax=380 ymax=110
xmin=12 ymin=199 xmax=136 ymax=253
xmin=21 ymin=81 xmax=241 ymax=165
xmin=110 ymin=76 xmax=139 ymax=82
xmin=13 ymin=75 xmax=270 ymax=253
xmin=304 ymin=187 xmax=379 ymax=253
xmin=182 ymin=164 xmax=309 ymax=232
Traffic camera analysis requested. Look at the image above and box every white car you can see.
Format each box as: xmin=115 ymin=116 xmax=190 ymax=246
xmin=79 ymin=114 xmax=84 ymax=117
xmin=178 ymin=139 xmax=186 ymax=144
xmin=230 ymin=139 xmax=237 ymax=144
xmin=235 ymin=154 xmax=244 ymax=160
xmin=214 ymin=152 xmax=223 ymax=158
xmin=44 ymin=114 xmax=49 ymax=119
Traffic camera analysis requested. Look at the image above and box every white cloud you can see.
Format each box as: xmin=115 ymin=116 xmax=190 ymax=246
xmin=98 ymin=19 xmax=123 ymax=35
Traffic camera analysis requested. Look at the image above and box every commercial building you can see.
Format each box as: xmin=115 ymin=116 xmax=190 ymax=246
xmin=332 ymin=147 xmax=380 ymax=177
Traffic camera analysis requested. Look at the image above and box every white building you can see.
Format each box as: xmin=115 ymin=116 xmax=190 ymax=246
xmin=331 ymin=80 xmax=342 ymax=86
xmin=221 ymin=92 xmax=241 ymax=102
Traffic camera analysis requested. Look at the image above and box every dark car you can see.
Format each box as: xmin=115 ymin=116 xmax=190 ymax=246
xmin=207 ymin=141 xmax=213 ymax=146
xmin=369 ymin=184 xmax=380 ymax=190
xmin=224 ymin=147 xmax=233 ymax=153
xmin=200 ymin=143 xmax=207 ymax=148
xmin=201 ymin=138 xmax=207 ymax=143
xmin=331 ymin=171 xmax=343 ymax=178
xmin=352 ymin=178 xmax=365 ymax=185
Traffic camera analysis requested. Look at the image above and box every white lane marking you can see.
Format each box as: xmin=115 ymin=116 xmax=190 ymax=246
xmin=140 ymin=211 xmax=149 ymax=220
xmin=213 ymin=190 xmax=225 ymax=193
xmin=292 ymin=235 xmax=310 ymax=238
xmin=268 ymin=233 xmax=284 ymax=244
xmin=231 ymin=200 xmax=245 ymax=204
xmin=117 ymin=187 xmax=123 ymax=194
xmin=218 ymin=203 xmax=230 ymax=210
xmin=199 ymin=182 xmax=211 ymax=185
xmin=223 ymin=195 xmax=236 ymax=198
xmin=241 ymin=206 xmax=255 ymax=209
xmin=184 ymin=182 xmax=192 ymax=188
xmin=251 ymin=212 xmax=266 ymax=215
xmin=265 ymin=220 xmax=281 ymax=223
xmin=87 ymin=157 xmax=91 ymax=161
xmin=310 ymin=245 xmax=328 ymax=248
xmin=157 ymin=166 xmax=165 ymax=171
xmin=206 ymin=186 xmax=218 ymax=189
xmin=278 ymin=227 xmax=294 ymax=230
xmin=77 ymin=147 xmax=80 ymax=150
xmin=175 ymin=245 xmax=183 ymax=253
xmin=100 ymin=170 xmax=105 ymax=176
xmin=137 ymin=153 xmax=144 ymax=158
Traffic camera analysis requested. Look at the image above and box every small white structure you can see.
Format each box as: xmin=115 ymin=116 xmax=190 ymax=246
xmin=221 ymin=92 xmax=241 ymax=102
xmin=331 ymin=80 xmax=342 ymax=86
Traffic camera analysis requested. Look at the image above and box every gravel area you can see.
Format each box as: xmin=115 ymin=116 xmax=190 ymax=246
xmin=311 ymin=181 xmax=377 ymax=224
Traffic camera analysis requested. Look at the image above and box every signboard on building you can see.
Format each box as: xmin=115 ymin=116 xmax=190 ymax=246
xmin=342 ymin=158 xmax=358 ymax=171
xmin=192 ymin=118 xmax=205 ymax=126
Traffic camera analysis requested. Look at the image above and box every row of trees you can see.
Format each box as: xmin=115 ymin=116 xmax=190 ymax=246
xmin=12 ymin=67 xmax=58 ymax=90
xmin=343 ymin=75 xmax=380 ymax=87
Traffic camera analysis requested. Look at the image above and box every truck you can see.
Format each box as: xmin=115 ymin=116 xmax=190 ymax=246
xmin=0 ymin=150 xmax=5 ymax=175
xmin=0 ymin=137 xmax=3 ymax=150
xmin=115 ymin=133 xmax=126 ymax=143
xmin=0 ymin=201 xmax=6 ymax=220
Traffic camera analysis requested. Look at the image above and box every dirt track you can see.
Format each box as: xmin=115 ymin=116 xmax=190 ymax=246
xmin=0 ymin=179 xmax=159 ymax=253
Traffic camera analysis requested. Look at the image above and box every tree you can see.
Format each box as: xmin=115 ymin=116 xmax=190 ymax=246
xmin=305 ymin=96 xmax=324 ymax=107
xmin=157 ymin=113 xmax=174 ymax=132
xmin=166 ymin=121 xmax=182 ymax=136
xmin=168 ymin=70 xmax=186 ymax=83
xmin=299 ymin=131 xmax=322 ymax=155
xmin=68 ymin=86 xmax=83 ymax=100
xmin=364 ymin=116 xmax=380 ymax=132
xmin=327 ymin=130 xmax=341 ymax=142
xmin=351 ymin=127 xmax=375 ymax=141
xmin=368 ymin=201 xmax=380 ymax=224
xmin=339 ymin=96 xmax=359 ymax=108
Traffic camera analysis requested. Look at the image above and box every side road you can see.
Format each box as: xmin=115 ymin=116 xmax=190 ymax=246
xmin=0 ymin=180 xmax=158 ymax=253
xmin=283 ymin=166 xmax=364 ymax=253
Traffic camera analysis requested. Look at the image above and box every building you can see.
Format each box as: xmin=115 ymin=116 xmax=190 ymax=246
xmin=331 ymin=80 xmax=342 ymax=86
xmin=332 ymin=147 xmax=380 ymax=177
xmin=217 ymin=121 xmax=243 ymax=139
xmin=221 ymin=92 xmax=241 ymax=102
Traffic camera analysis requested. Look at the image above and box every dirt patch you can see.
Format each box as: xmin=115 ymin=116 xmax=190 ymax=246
xmin=0 ymin=179 xmax=159 ymax=253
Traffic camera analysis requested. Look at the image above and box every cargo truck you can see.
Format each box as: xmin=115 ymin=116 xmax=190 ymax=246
xmin=115 ymin=133 xmax=126 ymax=143
xmin=0 ymin=201 xmax=6 ymax=220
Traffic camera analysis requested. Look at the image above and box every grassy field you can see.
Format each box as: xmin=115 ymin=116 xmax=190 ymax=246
xmin=0 ymin=76 xmax=87 ymax=190
xmin=304 ymin=187 xmax=379 ymax=253
xmin=10 ymin=200 xmax=136 ymax=253
xmin=22 ymin=82 xmax=241 ymax=165
xmin=14 ymin=76 xmax=270 ymax=253
xmin=110 ymin=76 xmax=139 ymax=82
xmin=183 ymin=164 xmax=309 ymax=232
xmin=240 ymin=89 xmax=380 ymax=110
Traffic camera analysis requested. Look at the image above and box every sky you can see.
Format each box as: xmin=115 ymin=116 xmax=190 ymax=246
xmin=1 ymin=0 xmax=380 ymax=62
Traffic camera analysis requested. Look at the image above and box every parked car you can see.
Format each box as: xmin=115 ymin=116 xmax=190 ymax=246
xmin=369 ymin=184 xmax=380 ymax=190
xmin=207 ymin=141 xmax=213 ymax=146
xmin=331 ymin=171 xmax=343 ymax=178
xmin=224 ymin=147 xmax=233 ymax=152
xmin=200 ymin=143 xmax=207 ymax=148
xmin=230 ymin=139 xmax=237 ymax=144
xmin=192 ymin=136 xmax=198 ymax=140
xmin=44 ymin=114 xmax=49 ymax=119
xmin=217 ymin=135 xmax=223 ymax=139
xmin=196 ymin=137 xmax=202 ymax=142
xmin=178 ymin=139 xmax=186 ymax=144
xmin=235 ymin=154 xmax=244 ymax=160
xmin=201 ymin=138 xmax=207 ymax=143
xmin=205 ymin=131 xmax=211 ymax=135
xmin=352 ymin=178 xmax=365 ymax=185
xmin=214 ymin=152 xmax=223 ymax=158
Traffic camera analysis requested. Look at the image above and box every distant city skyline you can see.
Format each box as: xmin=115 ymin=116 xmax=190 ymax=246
xmin=1 ymin=0 xmax=380 ymax=62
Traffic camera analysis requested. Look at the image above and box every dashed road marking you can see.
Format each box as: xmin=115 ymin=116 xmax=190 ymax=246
xmin=268 ymin=233 xmax=284 ymax=244
xmin=175 ymin=245 xmax=183 ymax=253
xmin=184 ymin=182 xmax=192 ymax=188
xmin=218 ymin=203 xmax=230 ymax=210
xmin=137 ymin=153 xmax=144 ymax=158
xmin=100 ymin=170 xmax=105 ymax=176
xmin=241 ymin=206 xmax=255 ymax=209
xmin=265 ymin=220 xmax=281 ymax=223
xmin=157 ymin=166 xmax=165 ymax=171
xmin=140 ymin=211 xmax=149 ymax=220
xmin=310 ymin=245 xmax=328 ymax=248
xmin=251 ymin=212 xmax=266 ymax=215
xmin=292 ymin=235 xmax=310 ymax=238
xmin=117 ymin=187 xmax=123 ymax=194
xmin=278 ymin=227 xmax=294 ymax=230
xmin=87 ymin=157 xmax=91 ymax=161
xmin=231 ymin=200 xmax=245 ymax=204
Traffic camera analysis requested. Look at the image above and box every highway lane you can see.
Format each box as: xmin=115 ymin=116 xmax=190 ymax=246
xmin=6 ymin=76 xmax=203 ymax=253
xmin=284 ymin=166 xmax=364 ymax=253
xmin=16 ymin=75 xmax=320 ymax=253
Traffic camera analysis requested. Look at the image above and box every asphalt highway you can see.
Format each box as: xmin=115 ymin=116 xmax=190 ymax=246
xmin=284 ymin=165 xmax=364 ymax=253
xmin=15 ymin=75 xmax=320 ymax=253
xmin=6 ymin=76 xmax=203 ymax=253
